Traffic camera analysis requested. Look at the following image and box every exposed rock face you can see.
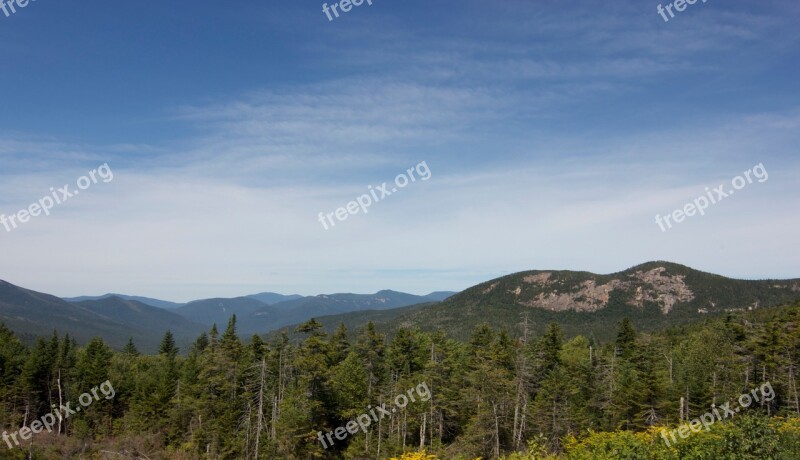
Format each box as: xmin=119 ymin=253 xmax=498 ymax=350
xmin=770 ymin=283 xmax=799 ymax=292
xmin=627 ymin=267 xmax=695 ymax=314
xmin=520 ymin=277 xmax=623 ymax=312
xmin=523 ymin=273 xmax=552 ymax=285
xmin=515 ymin=266 xmax=695 ymax=314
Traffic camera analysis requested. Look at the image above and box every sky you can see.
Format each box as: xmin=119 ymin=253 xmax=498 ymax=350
xmin=0 ymin=0 xmax=798 ymax=302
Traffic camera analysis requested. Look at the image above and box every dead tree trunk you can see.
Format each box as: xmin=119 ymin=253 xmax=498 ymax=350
xmin=419 ymin=413 xmax=426 ymax=450
xmin=255 ymin=358 xmax=267 ymax=459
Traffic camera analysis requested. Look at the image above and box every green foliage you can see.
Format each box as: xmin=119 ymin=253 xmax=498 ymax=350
xmin=122 ymin=337 xmax=140 ymax=356
xmin=560 ymin=416 xmax=796 ymax=459
xmin=272 ymin=263 xmax=800 ymax=347
xmin=1 ymin=302 xmax=800 ymax=458
xmin=158 ymin=329 xmax=179 ymax=359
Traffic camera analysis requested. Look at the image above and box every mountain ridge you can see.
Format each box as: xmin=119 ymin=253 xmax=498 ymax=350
xmin=0 ymin=282 xmax=204 ymax=352
xmin=63 ymin=293 xmax=185 ymax=310
xmin=6 ymin=261 xmax=799 ymax=350
xmin=244 ymin=290 xmax=455 ymax=333
xmin=268 ymin=261 xmax=800 ymax=342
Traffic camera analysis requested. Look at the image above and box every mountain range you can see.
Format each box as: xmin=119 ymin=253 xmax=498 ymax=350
xmin=2 ymin=283 xmax=455 ymax=350
xmin=63 ymin=294 xmax=186 ymax=310
xmin=0 ymin=281 xmax=205 ymax=352
xmin=62 ymin=292 xmax=305 ymax=310
xmin=166 ymin=290 xmax=455 ymax=335
xmin=245 ymin=290 xmax=454 ymax=333
xmin=3 ymin=261 xmax=799 ymax=351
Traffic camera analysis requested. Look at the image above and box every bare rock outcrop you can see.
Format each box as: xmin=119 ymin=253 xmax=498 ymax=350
xmin=513 ymin=266 xmax=695 ymax=314
xmin=627 ymin=267 xmax=695 ymax=314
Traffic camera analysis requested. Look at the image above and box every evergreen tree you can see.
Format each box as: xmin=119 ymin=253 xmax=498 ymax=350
xmin=329 ymin=323 xmax=350 ymax=364
xmin=159 ymin=330 xmax=179 ymax=360
xmin=122 ymin=337 xmax=140 ymax=356
xmin=615 ymin=318 xmax=637 ymax=359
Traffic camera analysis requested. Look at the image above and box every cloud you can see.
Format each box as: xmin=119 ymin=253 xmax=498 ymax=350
xmin=1 ymin=104 xmax=797 ymax=300
xmin=0 ymin=0 xmax=798 ymax=300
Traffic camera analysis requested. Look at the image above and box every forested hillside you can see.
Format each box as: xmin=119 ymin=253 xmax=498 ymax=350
xmin=0 ymin=282 xmax=205 ymax=351
xmin=272 ymin=262 xmax=800 ymax=343
xmin=1 ymin=300 xmax=800 ymax=458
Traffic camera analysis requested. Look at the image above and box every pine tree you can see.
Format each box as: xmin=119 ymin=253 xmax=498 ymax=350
xmin=159 ymin=330 xmax=179 ymax=360
xmin=73 ymin=337 xmax=114 ymax=435
xmin=329 ymin=323 xmax=350 ymax=364
xmin=250 ymin=334 xmax=266 ymax=360
xmin=615 ymin=318 xmax=637 ymax=359
xmin=122 ymin=337 xmax=140 ymax=356
xmin=356 ymin=322 xmax=386 ymax=398
xmin=0 ymin=323 xmax=28 ymax=426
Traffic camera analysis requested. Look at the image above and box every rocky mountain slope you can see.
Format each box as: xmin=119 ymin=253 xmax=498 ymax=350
xmin=272 ymin=262 xmax=800 ymax=342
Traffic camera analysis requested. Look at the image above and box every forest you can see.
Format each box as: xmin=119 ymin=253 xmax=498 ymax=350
xmin=1 ymin=302 xmax=800 ymax=459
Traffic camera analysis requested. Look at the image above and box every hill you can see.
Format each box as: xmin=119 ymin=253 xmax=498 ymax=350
xmin=269 ymin=262 xmax=800 ymax=342
xmin=63 ymin=293 xmax=184 ymax=309
xmin=246 ymin=290 xmax=455 ymax=333
xmin=0 ymin=281 xmax=204 ymax=352
xmin=174 ymin=297 xmax=274 ymax=328
xmin=7 ymin=283 xmax=455 ymax=345
xmin=246 ymin=292 xmax=304 ymax=305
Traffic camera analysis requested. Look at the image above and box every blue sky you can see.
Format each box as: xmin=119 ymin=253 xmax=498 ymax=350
xmin=0 ymin=0 xmax=798 ymax=301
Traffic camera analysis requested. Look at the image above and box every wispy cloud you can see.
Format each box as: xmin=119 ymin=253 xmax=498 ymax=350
xmin=0 ymin=0 xmax=798 ymax=300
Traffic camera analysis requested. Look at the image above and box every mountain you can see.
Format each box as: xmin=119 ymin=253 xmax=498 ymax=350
xmin=0 ymin=281 xmax=203 ymax=352
xmin=244 ymin=290 xmax=457 ymax=334
xmin=73 ymin=297 xmax=206 ymax=349
xmin=246 ymin=292 xmax=304 ymax=305
xmin=63 ymin=292 xmax=305 ymax=310
xmin=175 ymin=297 xmax=274 ymax=327
xmin=63 ymin=294 xmax=184 ymax=310
xmin=56 ymin=289 xmax=455 ymax=335
xmin=421 ymin=291 xmax=457 ymax=302
xmin=267 ymin=289 xmax=453 ymax=314
xmin=14 ymin=261 xmax=796 ymax=352
xmin=269 ymin=262 xmax=800 ymax=343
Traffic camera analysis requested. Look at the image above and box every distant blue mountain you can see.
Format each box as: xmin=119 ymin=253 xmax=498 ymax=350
xmin=63 ymin=294 xmax=184 ymax=310
xmin=421 ymin=291 xmax=457 ymax=302
xmin=244 ymin=290 xmax=458 ymax=334
xmin=62 ymin=290 xmax=458 ymax=335
xmin=246 ymin=292 xmax=304 ymax=305
xmin=0 ymin=282 xmax=204 ymax=352
xmin=173 ymin=297 xmax=271 ymax=327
